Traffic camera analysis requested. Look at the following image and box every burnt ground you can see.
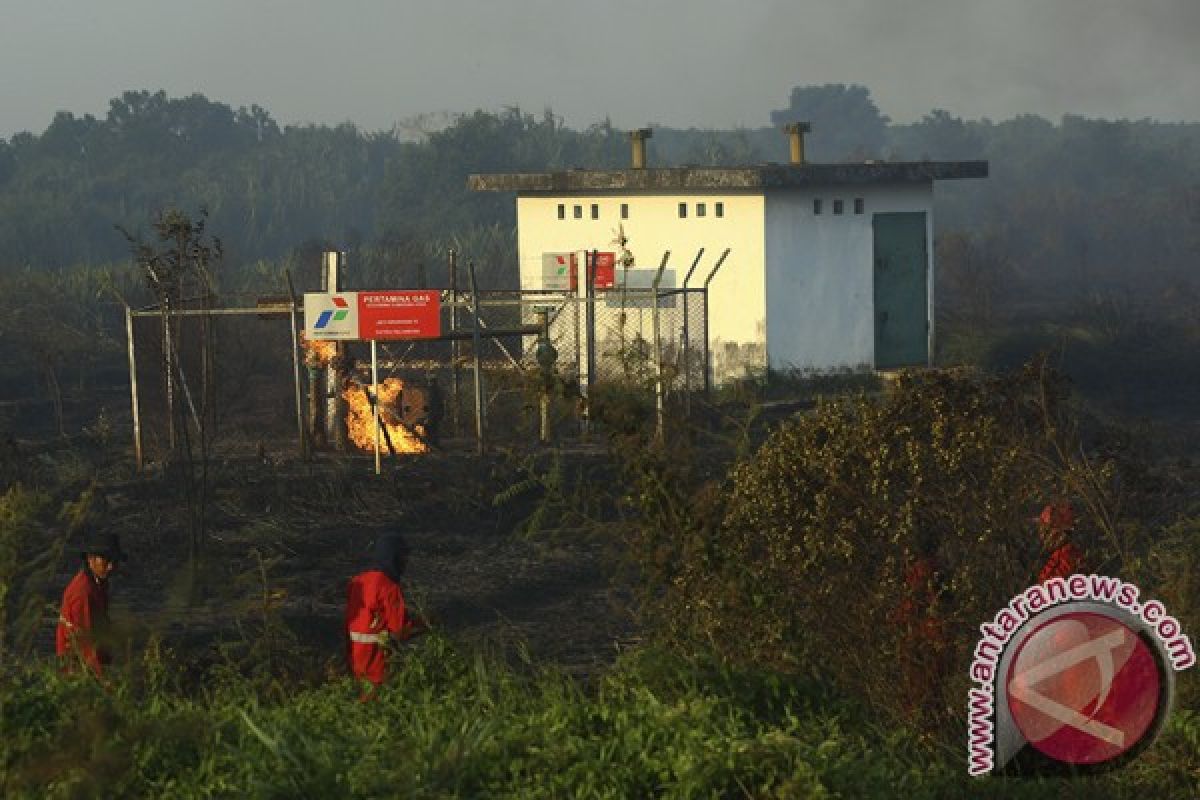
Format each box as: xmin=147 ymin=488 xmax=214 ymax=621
xmin=29 ymin=393 xmax=1200 ymax=685
xmin=39 ymin=444 xmax=639 ymax=682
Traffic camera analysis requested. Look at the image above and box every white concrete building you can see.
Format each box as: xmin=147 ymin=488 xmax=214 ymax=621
xmin=469 ymin=128 xmax=986 ymax=381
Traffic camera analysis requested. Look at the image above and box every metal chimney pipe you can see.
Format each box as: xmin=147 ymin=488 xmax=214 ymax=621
xmin=629 ymin=128 xmax=653 ymax=169
xmin=784 ymin=122 xmax=811 ymax=165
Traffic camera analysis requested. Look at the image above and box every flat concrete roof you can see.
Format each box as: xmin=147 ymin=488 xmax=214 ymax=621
xmin=467 ymin=160 xmax=987 ymax=193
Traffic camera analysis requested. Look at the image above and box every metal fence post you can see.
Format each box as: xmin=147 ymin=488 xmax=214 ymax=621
xmin=586 ymin=250 xmax=597 ymax=397
xmin=468 ymin=260 xmax=486 ymax=455
xmin=449 ymin=248 xmax=461 ymax=438
xmin=371 ymin=339 xmax=381 ymax=475
xmin=162 ymin=299 xmax=175 ymax=451
xmin=578 ymin=251 xmax=597 ymax=436
xmin=651 ymin=251 xmax=671 ymax=443
xmin=125 ymin=305 xmax=143 ymax=470
xmin=702 ymin=249 xmax=731 ymax=396
xmin=285 ymin=270 xmax=308 ymax=460
xmin=681 ymin=249 xmax=704 ymax=416
xmin=573 ymin=275 xmax=585 ymax=435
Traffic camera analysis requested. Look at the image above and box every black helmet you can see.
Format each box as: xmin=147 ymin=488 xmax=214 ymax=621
xmin=373 ymin=532 xmax=410 ymax=583
xmin=80 ymin=532 xmax=125 ymax=563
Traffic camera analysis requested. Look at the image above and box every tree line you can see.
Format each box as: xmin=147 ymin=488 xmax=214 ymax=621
xmin=1 ymin=85 xmax=1197 ymax=305
xmin=2 ymin=85 xmax=1199 ymax=437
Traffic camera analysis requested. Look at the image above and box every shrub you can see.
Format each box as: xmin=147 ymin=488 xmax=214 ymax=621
xmin=1143 ymin=512 xmax=1200 ymax=709
xmin=0 ymin=485 xmax=52 ymax=660
xmin=624 ymin=362 xmax=1150 ymax=738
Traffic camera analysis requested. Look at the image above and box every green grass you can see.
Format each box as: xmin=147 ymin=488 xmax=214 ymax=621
xmin=2 ymin=638 xmax=1196 ymax=799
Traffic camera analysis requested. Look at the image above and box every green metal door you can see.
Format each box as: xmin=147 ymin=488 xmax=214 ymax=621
xmin=872 ymin=212 xmax=929 ymax=369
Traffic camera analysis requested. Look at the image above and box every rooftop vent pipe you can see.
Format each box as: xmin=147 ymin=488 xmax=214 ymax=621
xmin=784 ymin=122 xmax=811 ymax=165
xmin=629 ymin=128 xmax=653 ymax=169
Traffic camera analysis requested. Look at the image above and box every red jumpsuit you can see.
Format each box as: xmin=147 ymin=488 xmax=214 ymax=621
xmin=891 ymin=556 xmax=949 ymax=720
xmin=1038 ymin=542 xmax=1084 ymax=583
xmin=1036 ymin=502 xmax=1083 ymax=582
xmin=55 ymin=569 xmax=110 ymax=676
xmin=345 ymin=569 xmax=419 ymax=685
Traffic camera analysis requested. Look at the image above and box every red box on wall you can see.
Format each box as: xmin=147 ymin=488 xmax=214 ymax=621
xmin=589 ymin=252 xmax=616 ymax=290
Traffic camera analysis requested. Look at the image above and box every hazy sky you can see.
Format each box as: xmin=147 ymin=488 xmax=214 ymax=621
xmin=2 ymin=0 xmax=1198 ymax=138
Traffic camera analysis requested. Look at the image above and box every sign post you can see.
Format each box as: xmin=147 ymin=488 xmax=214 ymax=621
xmin=371 ymin=339 xmax=381 ymax=475
xmin=303 ymin=290 xmax=442 ymax=474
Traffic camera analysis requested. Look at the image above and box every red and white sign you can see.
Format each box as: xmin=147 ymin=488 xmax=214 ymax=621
xmin=304 ymin=292 xmax=359 ymax=340
xmin=541 ymin=252 xmax=576 ymax=291
xmin=540 ymin=251 xmax=618 ymax=292
xmin=357 ymin=290 xmax=441 ymax=340
xmin=1006 ymin=612 xmax=1162 ymax=765
xmin=305 ymin=291 xmax=441 ymax=341
xmin=587 ymin=252 xmax=616 ymax=290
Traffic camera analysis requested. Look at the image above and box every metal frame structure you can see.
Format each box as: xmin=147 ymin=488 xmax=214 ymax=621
xmin=123 ymin=253 xmax=725 ymax=470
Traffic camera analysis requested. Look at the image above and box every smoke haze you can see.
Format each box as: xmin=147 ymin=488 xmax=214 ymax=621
xmin=2 ymin=0 xmax=1198 ymax=137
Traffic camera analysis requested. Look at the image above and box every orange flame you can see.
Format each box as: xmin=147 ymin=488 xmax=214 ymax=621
xmin=342 ymin=378 xmax=429 ymax=454
xmin=301 ymin=333 xmax=337 ymax=368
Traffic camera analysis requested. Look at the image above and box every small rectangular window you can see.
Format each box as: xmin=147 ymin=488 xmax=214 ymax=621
xmin=697 ymin=202 xmax=707 ymax=217
xmin=620 ymin=203 xmax=629 ymax=219
xmin=813 ymin=198 xmax=822 ymax=215
xmin=557 ymin=204 xmax=565 ymax=220
xmin=573 ymin=205 xmax=582 ymax=219
xmin=590 ymin=203 xmax=599 ymax=220
xmin=678 ymin=202 xmax=687 ymax=218
xmin=854 ymin=198 xmax=864 ymax=214
xmin=833 ymin=199 xmax=844 ymax=215
xmin=715 ymin=202 xmax=724 ymax=218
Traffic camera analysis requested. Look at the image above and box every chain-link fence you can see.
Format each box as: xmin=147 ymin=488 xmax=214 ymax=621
xmin=128 ymin=295 xmax=300 ymax=463
xmin=126 ymin=286 xmax=708 ymax=464
xmin=585 ymin=287 xmax=708 ymax=393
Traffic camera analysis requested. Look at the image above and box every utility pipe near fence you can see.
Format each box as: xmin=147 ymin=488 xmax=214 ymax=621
xmin=534 ymin=309 xmax=556 ymax=445
xmin=702 ymin=249 xmax=731 ymax=397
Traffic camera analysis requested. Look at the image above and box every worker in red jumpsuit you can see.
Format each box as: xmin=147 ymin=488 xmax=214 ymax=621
xmin=56 ymin=532 xmax=123 ymax=677
xmin=345 ymin=533 xmax=425 ymax=689
xmin=1037 ymin=500 xmax=1084 ymax=582
xmin=892 ymin=551 xmax=949 ymax=724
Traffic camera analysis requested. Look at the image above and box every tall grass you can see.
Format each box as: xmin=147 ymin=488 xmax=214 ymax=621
xmin=2 ymin=637 xmax=1195 ymax=798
